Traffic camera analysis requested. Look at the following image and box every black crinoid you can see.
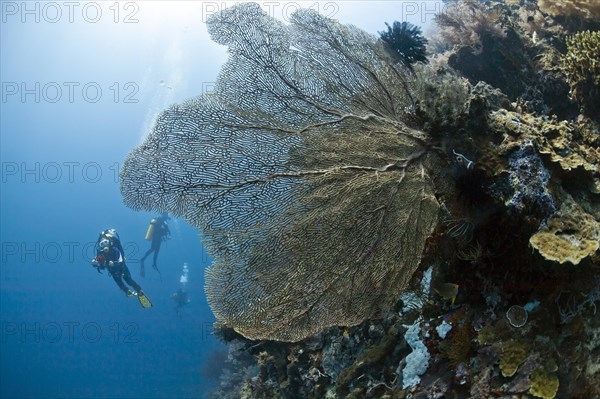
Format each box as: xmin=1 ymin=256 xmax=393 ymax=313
xmin=379 ymin=21 xmax=428 ymax=72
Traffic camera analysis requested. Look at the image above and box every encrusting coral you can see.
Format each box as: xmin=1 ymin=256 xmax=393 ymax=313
xmin=538 ymin=0 xmax=600 ymax=20
xmin=529 ymin=362 xmax=560 ymax=399
xmin=488 ymin=110 xmax=599 ymax=176
xmin=499 ymin=339 xmax=530 ymax=377
xmin=529 ymin=195 xmax=600 ymax=265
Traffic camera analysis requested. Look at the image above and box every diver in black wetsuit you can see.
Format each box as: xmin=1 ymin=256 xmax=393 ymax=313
xmin=91 ymin=229 xmax=151 ymax=308
xmin=140 ymin=213 xmax=171 ymax=279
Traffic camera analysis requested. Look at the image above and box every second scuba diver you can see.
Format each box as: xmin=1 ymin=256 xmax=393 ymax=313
xmin=140 ymin=213 xmax=171 ymax=279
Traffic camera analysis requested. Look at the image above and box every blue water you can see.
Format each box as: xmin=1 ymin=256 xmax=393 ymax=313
xmin=1 ymin=2 xmax=439 ymax=397
xmin=0 ymin=3 xmax=227 ymax=398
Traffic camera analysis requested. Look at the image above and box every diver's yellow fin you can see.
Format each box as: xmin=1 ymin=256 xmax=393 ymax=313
xmin=138 ymin=293 xmax=152 ymax=308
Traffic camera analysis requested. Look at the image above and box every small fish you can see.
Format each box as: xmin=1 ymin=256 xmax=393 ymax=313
xmin=452 ymin=150 xmax=474 ymax=170
xmin=434 ymin=283 xmax=459 ymax=305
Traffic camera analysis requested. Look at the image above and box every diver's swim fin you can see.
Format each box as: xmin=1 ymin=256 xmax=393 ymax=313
xmin=137 ymin=292 xmax=152 ymax=308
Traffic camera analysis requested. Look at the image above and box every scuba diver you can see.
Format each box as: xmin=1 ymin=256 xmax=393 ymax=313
xmin=140 ymin=213 xmax=171 ymax=280
xmin=171 ymin=262 xmax=190 ymax=315
xmin=171 ymin=288 xmax=191 ymax=315
xmin=91 ymin=229 xmax=152 ymax=308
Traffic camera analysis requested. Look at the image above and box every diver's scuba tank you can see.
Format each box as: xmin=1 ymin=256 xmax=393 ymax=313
xmin=145 ymin=219 xmax=157 ymax=240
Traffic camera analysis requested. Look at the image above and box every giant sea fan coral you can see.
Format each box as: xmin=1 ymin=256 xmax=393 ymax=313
xmin=120 ymin=3 xmax=439 ymax=342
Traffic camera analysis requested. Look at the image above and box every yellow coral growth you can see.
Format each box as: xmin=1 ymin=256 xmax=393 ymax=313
xmin=489 ymin=110 xmax=599 ymax=175
xmin=539 ymin=0 xmax=600 ymax=19
xmin=499 ymin=339 xmax=529 ymax=377
xmin=561 ymin=30 xmax=600 ymax=116
xmin=537 ymin=132 xmax=600 ymax=173
xmin=477 ymin=324 xmax=495 ymax=345
xmin=529 ymin=365 xmax=559 ymax=399
xmin=529 ymin=196 xmax=600 ymax=265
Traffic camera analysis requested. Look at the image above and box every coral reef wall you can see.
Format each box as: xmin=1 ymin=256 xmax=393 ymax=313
xmin=205 ymin=0 xmax=599 ymax=397
xmin=116 ymin=0 xmax=599 ymax=397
